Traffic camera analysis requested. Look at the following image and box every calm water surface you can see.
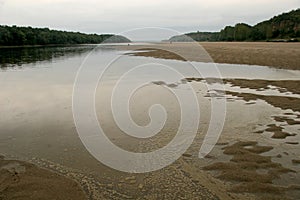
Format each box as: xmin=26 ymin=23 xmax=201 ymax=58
xmin=0 ymin=44 xmax=299 ymax=199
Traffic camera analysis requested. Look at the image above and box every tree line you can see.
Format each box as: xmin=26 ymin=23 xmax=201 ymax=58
xmin=0 ymin=45 xmax=100 ymax=69
xmin=170 ymin=9 xmax=300 ymax=42
xmin=0 ymin=25 xmax=130 ymax=46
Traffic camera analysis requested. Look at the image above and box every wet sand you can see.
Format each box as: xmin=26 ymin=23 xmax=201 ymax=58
xmin=201 ymin=42 xmax=300 ymax=70
xmin=203 ymin=141 xmax=293 ymax=196
xmin=136 ymin=63 xmax=300 ymax=198
xmin=120 ymin=42 xmax=300 ymax=70
xmin=0 ymin=155 xmax=87 ymax=200
xmin=177 ymin=77 xmax=300 ymax=199
xmin=185 ymin=77 xmax=300 ymax=112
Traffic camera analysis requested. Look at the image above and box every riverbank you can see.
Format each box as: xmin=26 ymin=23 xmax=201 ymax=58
xmin=201 ymin=42 xmax=300 ymax=70
xmin=118 ymin=42 xmax=300 ymax=70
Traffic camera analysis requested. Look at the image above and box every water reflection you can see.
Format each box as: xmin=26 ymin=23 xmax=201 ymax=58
xmin=0 ymin=45 xmax=99 ymax=69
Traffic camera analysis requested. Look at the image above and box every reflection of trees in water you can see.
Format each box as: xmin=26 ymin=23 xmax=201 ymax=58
xmin=0 ymin=45 xmax=99 ymax=69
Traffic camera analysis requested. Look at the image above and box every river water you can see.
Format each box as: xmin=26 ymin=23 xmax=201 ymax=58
xmin=0 ymin=44 xmax=299 ymax=199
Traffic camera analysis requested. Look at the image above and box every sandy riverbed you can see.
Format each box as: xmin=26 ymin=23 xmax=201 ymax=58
xmin=118 ymin=42 xmax=300 ymax=70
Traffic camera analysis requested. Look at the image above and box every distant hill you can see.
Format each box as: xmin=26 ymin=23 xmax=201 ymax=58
xmin=0 ymin=25 xmax=131 ymax=46
xmin=169 ymin=9 xmax=300 ymax=42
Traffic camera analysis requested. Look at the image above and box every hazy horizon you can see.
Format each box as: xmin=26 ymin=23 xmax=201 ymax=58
xmin=0 ymin=0 xmax=299 ymax=40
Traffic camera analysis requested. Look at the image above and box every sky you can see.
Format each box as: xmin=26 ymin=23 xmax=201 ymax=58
xmin=0 ymin=0 xmax=299 ymax=41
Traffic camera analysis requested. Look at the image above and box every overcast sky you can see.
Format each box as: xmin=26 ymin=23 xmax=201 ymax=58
xmin=0 ymin=0 xmax=299 ymax=40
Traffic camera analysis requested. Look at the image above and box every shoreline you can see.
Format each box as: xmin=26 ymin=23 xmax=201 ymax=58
xmin=201 ymin=42 xmax=300 ymax=70
xmin=116 ymin=42 xmax=300 ymax=70
xmin=0 ymin=44 xmax=96 ymax=49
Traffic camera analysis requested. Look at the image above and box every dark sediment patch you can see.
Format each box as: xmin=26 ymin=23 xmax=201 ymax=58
xmin=166 ymin=83 xmax=178 ymax=88
xmin=276 ymin=154 xmax=282 ymax=158
xmin=254 ymin=130 xmax=265 ymax=134
xmin=284 ymin=112 xmax=295 ymax=115
xmin=203 ymin=141 xmax=295 ymax=196
xmin=292 ymin=159 xmax=300 ymax=164
xmin=152 ymin=81 xmax=178 ymax=88
xmin=126 ymin=48 xmax=187 ymax=61
xmin=0 ymin=156 xmax=87 ymax=200
xmin=216 ymin=142 xmax=229 ymax=146
xmin=184 ymin=77 xmax=203 ymax=82
xmin=264 ymin=124 xmax=296 ymax=139
xmin=152 ymin=81 xmax=166 ymax=85
xmin=182 ymin=78 xmax=300 ymax=96
xmin=177 ymin=78 xmax=300 ymax=114
xmin=271 ymin=131 xmax=295 ymax=139
xmin=273 ymin=116 xmax=300 ymax=125
xmin=225 ymin=79 xmax=300 ymax=95
xmin=184 ymin=77 xmax=224 ymax=85
xmin=286 ymin=142 xmax=299 ymax=145
xmin=183 ymin=78 xmax=299 ymax=93
xmin=225 ymin=91 xmax=300 ymax=112
xmin=181 ymin=78 xmax=300 ymax=115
